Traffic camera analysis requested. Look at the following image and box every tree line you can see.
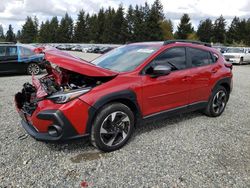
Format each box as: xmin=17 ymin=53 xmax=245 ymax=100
xmin=1 ymin=0 xmax=250 ymax=46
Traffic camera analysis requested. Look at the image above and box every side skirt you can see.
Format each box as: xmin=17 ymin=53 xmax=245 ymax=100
xmin=142 ymin=101 xmax=208 ymax=122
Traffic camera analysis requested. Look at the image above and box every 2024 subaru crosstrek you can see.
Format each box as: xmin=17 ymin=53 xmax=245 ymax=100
xmin=15 ymin=40 xmax=233 ymax=152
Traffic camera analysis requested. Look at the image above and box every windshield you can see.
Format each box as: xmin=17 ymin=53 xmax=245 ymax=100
xmin=91 ymin=45 xmax=159 ymax=72
xmin=227 ymin=48 xmax=244 ymax=53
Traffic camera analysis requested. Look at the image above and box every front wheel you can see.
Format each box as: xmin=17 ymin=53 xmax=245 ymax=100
xmin=239 ymin=57 xmax=244 ymax=65
xmin=27 ymin=63 xmax=41 ymax=75
xmin=91 ymin=103 xmax=134 ymax=152
xmin=204 ymin=86 xmax=228 ymax=117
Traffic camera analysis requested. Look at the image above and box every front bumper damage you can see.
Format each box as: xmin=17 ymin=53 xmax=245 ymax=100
xmin=20 ymin=109 xmax=89 ymax=141
xmin=15 ymin=91 xmax=92 ymax=142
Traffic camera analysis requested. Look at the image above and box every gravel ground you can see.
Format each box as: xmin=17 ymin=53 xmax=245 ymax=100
xmin=0 ymin=63 xmax=250 ymax=187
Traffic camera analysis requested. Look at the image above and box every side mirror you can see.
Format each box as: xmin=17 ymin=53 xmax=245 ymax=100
xmin=150 ymin=65 xmax=171 ymax=78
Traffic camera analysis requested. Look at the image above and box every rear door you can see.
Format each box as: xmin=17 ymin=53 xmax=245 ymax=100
xmin=187 ymin=47 xmax=219 ymax=103
xmin=5 ymin=46 xmax=19 ymax=72
xmin=0 ymin=46 xmax=19 ymax=73
xmin=0 ymin=46 xmax=8 ymax=73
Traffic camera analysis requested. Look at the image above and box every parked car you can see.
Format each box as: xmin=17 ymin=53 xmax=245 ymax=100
xmin=0 ymin=43 xmax=44 ymax=75
xmin=223 ymin=47 xmax=250 ymax=64
xmin=86 ymin=46 xmax=101 ymax=53
xmin=99 ymin=46 xmax=114 ymax=54
xmin=81 ymin=47 xmax=89 ymax=53
xmin=15 ymin=40 xmax=233 ymax=152
xmin=71 ymin=45 xmax=83 ymax=51
xmin=56 ymin=44 xmax=72 ymax=51
xmin=213 ymin=46 xmax=228 ymax=54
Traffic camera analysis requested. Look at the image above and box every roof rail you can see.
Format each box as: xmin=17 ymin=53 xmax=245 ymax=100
xmin=163 ymin=40 xmax=212 ymax=47
xmin=0 ymin=42 xmax=16 ymax=44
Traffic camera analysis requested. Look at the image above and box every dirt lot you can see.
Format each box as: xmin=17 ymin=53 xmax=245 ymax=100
xmin=0 ymin=59 xmax=250 ymax=187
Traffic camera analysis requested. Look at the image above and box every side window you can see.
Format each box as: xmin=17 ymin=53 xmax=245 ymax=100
xmin=189 ymin=48 xmax=213 ymax=67
xmin=0 ymin=47 xmax=6 ymax=57
xmin=6 ymin=46 xmax=17 ymax=56
xmin=210 ymin=52 xmax=219 ymax=63
xmin=19 ymin=47 xmax=35 ymax=57
xmin=153 ymin=47 xmax=187 ymax=70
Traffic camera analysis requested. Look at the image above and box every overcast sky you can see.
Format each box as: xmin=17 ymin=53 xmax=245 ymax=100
xmin=0 ymin=0 xmax=250 ymax=33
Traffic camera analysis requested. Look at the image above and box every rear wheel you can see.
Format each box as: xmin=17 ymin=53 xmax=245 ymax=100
xmin=27 ymin=63 xmax=41 ymax=75
xmin=204 ymin=86 xmax=228 ymax=117
xmin=91 ymin=103 xmax=134 ymax=152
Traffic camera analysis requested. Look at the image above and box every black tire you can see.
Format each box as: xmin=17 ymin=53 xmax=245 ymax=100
xmin=239 ymin=57 xmax=244 ymax=65
xmin=91 ymin=103 xmax=135 ymax=152
xmin=204 ymin=86 xmax=228 ymax=117
xmin=27 ymin=63 xmax=41 ymax=75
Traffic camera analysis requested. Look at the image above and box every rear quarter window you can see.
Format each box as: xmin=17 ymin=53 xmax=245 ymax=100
xmin=210 ymin=52 xmax=219 ymax=63
xmin=19 ymin=47 xmax=35 ymax=57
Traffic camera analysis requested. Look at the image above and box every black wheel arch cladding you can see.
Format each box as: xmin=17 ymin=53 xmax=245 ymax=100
xmin=212 ymin=77 xmax=232 ymax=98
xmin=86 ymin=90 xmax=142 ymax=134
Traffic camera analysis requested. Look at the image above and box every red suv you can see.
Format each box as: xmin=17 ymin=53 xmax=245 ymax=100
xmin=15 ymin=40 xmax=233 ymax=152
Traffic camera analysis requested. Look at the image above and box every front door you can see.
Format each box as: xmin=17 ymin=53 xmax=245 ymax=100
xmin=142 ymin=47 xmax=191 ymax=116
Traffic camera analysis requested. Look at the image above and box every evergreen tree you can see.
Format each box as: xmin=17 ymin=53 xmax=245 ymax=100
xmin=132 ymin=5 xmax=145 ymax=42
xmin=213 ymin=15 xmax=226 ymax=43
xmin=0 ymin=25 xmax=4 ymax=41
xmin=245 ymin=19 xmax=250 ymax=46
xmin=126 ymin=5 xmax=134 ymax=42
xmin=160 ymin=19 xmax=174 ymax=40
xmin=141 ymin=2 xmax=151 ymax=41
xmin=73 ymin=10 xmax=87 ymax=43
xmin=57 ymin=13 xmax=73 ymax=43
xmin=49 ymin=16 xmax=59 ymax=43
xmin=96 ymin=8 xmax=106 ymax=43
xmin=112 ymin=5 xmax=128 ymax=43
xmin=16 ymin=30 xmax=21 ymax=42
xmin=88 ymin=14 xmax=99 ymax=43
xmin=176 ymin=14 xmax=194 ymax=39
xmin=102 ymin=7 xmax=116 ymax=43
xmin=38 ymin=21 xmax=50 ymax=43
xmin=226 ymin=16 xmax=241 ymax=44
xmin=5 ymin=24 xmax=16 ymax=42
xmin=84 ymin=13 xmax=91 ymax=42
xmin=21 ymin=16 xmax=38 ymax=43
xmin=145 ymin=0 xmax=164 ymax=41
xmin=197 ymin=18 xmax=213 ymax=42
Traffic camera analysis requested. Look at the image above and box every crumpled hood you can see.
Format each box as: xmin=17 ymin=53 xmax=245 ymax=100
xmin=44 ymin=48 xmax=118 ymax=77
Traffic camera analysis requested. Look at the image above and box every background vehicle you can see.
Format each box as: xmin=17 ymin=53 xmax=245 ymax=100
xmin=15 ymin=40 xmax=233 ymax=152
xmin=71 ymin=45 xmax=83 ymax=51
xmin=0 ymin=43 xmax=44 ymax=75
xmin=223 ymin=47 xmax=250 ymax=64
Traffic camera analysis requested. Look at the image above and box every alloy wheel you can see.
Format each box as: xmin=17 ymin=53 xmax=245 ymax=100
xmin=100 ymin=111 xmax=130 ymax=147
xmin=212 ymin=90 xmax=227 ymax=114
xmin=28 ymin=63 xmax=40 ymax=75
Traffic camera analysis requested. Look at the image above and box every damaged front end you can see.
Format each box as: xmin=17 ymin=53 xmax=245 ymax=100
xmin=15 ymin=49 xmax=117 ymax=115
xmin=14 ymin=49 xmax=117 ymax=141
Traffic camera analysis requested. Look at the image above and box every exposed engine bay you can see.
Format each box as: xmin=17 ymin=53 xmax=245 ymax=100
xmin=15 ymin=63 xmax=115 ymax=114
xmin=39 ymin=69 xmax=103 ymax=95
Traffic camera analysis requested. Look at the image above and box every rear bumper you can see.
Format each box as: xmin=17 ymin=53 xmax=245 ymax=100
xmin=20 ymin=109 xmax=89 ymax=141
